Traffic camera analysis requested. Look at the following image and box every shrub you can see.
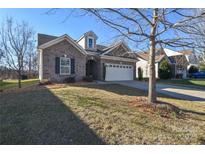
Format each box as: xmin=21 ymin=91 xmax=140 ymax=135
xmin=83 ymin=76 xmax=93 ymax=82
xmin=38 ymin=79 xmax=52 ymax=85
xmin=64 ymin=77 xmax=76 ymax=83
xmin=176 ymin=74 xmax=183 ymax=79
xmin=159 ymin=60 xmax=171 ymax=79
xmin=21 ymin=75 xmax=28 ymax=80
xmin=138 ymin=67 xmax=143 ymax=81
xmin=188 ymin=65 xmax=198 ymax=74
xmin=199 ymin=61 xmax=205 ymax=71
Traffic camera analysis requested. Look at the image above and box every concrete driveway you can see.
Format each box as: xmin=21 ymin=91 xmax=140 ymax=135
xmin=113 ymin=81 xmax=205 ymax=102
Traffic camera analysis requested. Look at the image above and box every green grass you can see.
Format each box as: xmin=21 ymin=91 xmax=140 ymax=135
xmin=0 ymin=79 xmax=39 ymax=90
xmin=158 ymin=79 xmax=205 ymax=88
xmin=0 ymin=83 xmax=205 ymax=144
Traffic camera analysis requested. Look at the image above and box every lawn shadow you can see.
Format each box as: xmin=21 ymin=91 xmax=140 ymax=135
xmin=72 ymin=83 xmax=205 ymax=115
xmin=72 ymin=83 xmax=148 ymax=97
xmin=0 ymin=87 xmax=105 ymax=145
xmin=106 ymin=80 xmax=205 ymax=102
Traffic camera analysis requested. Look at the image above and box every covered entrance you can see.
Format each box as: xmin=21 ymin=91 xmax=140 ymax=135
xmin=86 ymin=59 xmax=98 ymax=80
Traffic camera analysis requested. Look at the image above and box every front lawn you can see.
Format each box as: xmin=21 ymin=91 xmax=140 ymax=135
xmin=0 ymin=83 xmax=205 ymax=144
xmin=0 ymin=79 xmax=39 ymax=90
xmin=158 ymin=79 xmax=205 ymax=88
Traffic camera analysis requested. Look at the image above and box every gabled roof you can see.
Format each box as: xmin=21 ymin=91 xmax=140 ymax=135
xmin=102 ymin=41 xmax=131 ymax=56
xmin=38 ymin=34 xmax=87 ymax=55
xmin=77 ymin=30 xmax=98 ymax=42
xmin=37 ymin=33 xmax=58 ymax=46
xmin=97 ymin=44 xmax=107 ymax=51
xmin=178 ymin=50 xmax=193 ymax=55
xmin=37 ymin=32 xmax=138 ymax=60
xmin=135 ymin=51 xmax=165 ymax=63
xmin=163 ymin=48 xmax=183 ymax=57
xmin=100 ymin=41 xmax=139 ymax=60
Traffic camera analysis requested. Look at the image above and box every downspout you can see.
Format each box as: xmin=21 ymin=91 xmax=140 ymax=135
xmin=38 ymin=49 xmax=43 ymax=81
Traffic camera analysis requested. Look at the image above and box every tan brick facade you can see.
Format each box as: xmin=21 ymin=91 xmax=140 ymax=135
xmin=38 ymin=33 xmax=138 ymax=82
xmin=42 ymin=40 xmax=86 ymax=82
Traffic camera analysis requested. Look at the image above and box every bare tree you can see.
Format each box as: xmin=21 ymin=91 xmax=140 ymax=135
xmin=0 ymin=17 xmax=35 ymax=88
xmin=24 ymin=46 xmax=38 ymax=78
xmin=187 ymin=9 xmax=205 ymax=70
xmin=81 ymin=8 xmax=205 ymax=103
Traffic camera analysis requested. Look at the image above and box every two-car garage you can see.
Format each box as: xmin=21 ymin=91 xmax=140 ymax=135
xmin=104 ymin=63 xmax=134 ymax=81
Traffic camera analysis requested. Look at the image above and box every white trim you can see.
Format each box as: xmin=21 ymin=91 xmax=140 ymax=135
xmin=38 ymin=34 xmax=87 ymax=55
xmin=100 ymin=55 xmax=137 ymax=62
xmin=60 ymin=57 xmax=71 ymax=75
xmin=38 ymin=49 xmax=43 ymax=81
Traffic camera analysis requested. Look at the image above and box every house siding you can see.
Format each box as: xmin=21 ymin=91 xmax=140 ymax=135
xmin=42 ymin=40 xmax=86 ymax=82
xmin=136 ymin=58 xmax=159 ymax=78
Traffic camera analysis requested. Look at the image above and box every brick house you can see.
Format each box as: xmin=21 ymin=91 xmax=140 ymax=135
xmin=37 ymin=31 xmax=138 ymax=82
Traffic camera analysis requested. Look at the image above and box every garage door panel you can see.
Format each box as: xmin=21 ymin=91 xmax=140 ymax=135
xmin=105 ymin=63 xmax=133 ymax=81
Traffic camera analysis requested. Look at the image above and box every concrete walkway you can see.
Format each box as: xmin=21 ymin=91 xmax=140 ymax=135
xmin=113 ymin=81 xmax=205 ymax=102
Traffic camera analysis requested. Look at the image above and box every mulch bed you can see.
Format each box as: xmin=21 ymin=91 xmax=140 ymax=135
xmin=129 ymin=96 xmax=182 ymax=118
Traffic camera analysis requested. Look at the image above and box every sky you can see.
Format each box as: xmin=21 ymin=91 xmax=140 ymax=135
xmin=0 ymin=8 xmax=119 ymax=46
xmin=0 ymin=8 xmax=198 ymax=52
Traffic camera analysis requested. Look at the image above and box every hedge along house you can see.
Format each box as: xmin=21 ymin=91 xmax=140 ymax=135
xmin=37 ymin=31 xmax=138 ymax=82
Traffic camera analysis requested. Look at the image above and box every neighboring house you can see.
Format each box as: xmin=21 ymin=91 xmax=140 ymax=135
xmin=163 ymin=48 xmax=189 ymax=78
xmin=37 ymin=31 xmax=138 ymax=82
xmin=135 ymin=51 xmax=167 ymax=78
xmin=179 ymin=50 xmax=199 ymax=70
xmin=135 ymin=48 xmax=189 ymax=79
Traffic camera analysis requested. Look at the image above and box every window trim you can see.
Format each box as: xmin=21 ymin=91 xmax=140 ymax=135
xmin=87 ymin=37 xmax=94 ymax=49
xmin=60 ymin=57 xmax=71 ymax=75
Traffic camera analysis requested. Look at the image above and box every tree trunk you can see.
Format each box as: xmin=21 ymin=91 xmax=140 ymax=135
xmin=148 ymin=8 xmax=158 ymax=103
xmin=18 ymin=71 xmax=22 ymax=88
xmin=29 ymin=55 xmax=31 ymax=78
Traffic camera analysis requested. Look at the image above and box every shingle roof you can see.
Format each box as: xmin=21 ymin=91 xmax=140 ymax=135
xmin=135 ymin=52 xmax=165 ymax=63
xmin=178 ymin=50 xmax=193 ymax=55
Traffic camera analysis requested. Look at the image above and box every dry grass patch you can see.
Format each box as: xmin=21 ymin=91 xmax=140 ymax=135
xmin=0 ymin=83 xmax=205 ymax=144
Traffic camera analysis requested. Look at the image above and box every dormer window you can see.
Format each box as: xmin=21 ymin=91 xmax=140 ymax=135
xmin=88 ymin=37 xmax=94 ymax=49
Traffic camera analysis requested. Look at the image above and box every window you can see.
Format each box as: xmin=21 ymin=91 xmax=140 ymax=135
xmin=60 ymin=57 xmax=71 ymax=75
xmin=88 ymin=37 xmax=94 ymax=48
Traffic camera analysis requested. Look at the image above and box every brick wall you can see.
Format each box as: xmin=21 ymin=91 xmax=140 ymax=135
xmin=42 ymin=40 xmax=86 ymax=82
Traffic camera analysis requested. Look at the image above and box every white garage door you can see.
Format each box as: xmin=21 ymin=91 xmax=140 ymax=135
xmin=105 ymin=63 xmax=133 ymax=81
